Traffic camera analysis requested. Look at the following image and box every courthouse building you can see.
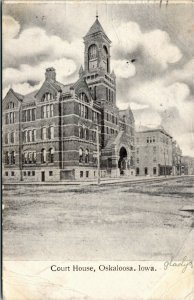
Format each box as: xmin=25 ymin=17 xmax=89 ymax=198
xmin=136 ymin=128 xmax=173 ymax=176
xmin=2 ymin=17 xmax=136 ymax=182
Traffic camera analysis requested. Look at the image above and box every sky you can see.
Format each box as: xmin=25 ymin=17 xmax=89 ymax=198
xmin=2 ymin=2 xmax=194 ymax=156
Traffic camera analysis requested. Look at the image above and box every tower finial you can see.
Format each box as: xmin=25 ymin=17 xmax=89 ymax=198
xmin=96 ymin=9 xmax=98 ymax=19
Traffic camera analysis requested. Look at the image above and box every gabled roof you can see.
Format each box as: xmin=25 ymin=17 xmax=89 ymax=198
xmin=4 ymin=88 xmax=24 ymax=102
xmin=84 ymin=18 xmax=110 ymax=41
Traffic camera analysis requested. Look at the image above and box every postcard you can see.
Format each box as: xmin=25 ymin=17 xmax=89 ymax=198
xmin=2 ymin=0 xmax=194 ymax=299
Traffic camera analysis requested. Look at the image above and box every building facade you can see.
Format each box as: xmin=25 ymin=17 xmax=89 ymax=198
xmin=2 ymin=17 xmax=135 ymax=182
xmin=136 ymin=129 xmax=173 ymax=176
xmin=172 ymin=141 xmax=182 ymax=175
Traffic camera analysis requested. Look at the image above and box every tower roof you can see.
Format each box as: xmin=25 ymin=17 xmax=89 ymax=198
xmin=84 ymin=17 xmax=110 ymax=41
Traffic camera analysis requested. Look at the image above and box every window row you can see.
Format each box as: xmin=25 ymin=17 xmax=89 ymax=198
xmin=106 ymin=127 xmax=118 ymax=135
xmin=23 ymin=152 xmax=37 ymax=164
xmin=78 ymin=127 xmax=97 ymax=142
xmin=78 ymin=92 xmax=89 ymax=103
xmin=41 ymin=148 xmax=54 ymax=163
xmin=41 ymin=126 xmax=54 ymax=140
xmin=4 ymin=132 xmax=15 ymax=144
xmin=78 ymin=104 xmax=100 ymax=123
xmin=106 ymin=88 xmax=114 ymax=103
xmin=41 ymin=93 xmax=55 ymax=102
xmin=41 ymin=104 xmax=54 ymax=118
xmin=106 ymin=112 xmax=118 ymax=124
xmin=146 ymin=136 xmax=156 ymax=143
xmin=6 ymin=101 xmax=15 ymax=110
xmin=22 ymin=148 xmax=55 ymax=164
xmin=5 ymin=112 xmax=15 ymax=124
xmin=79 ymin=148 xmax=90 ymax=163
xmin=23 ymin=129 xmax=36 ymax=143
xmin=5 ymin=151 xmax=15 ymax=164
xmin=22 ymin=108 xmax=36 ymax=122
xmin=23 ymin=171 xmax=35 ymax=176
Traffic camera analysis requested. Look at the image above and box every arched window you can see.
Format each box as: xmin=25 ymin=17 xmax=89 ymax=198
xmin=79 ymin=148 xmax=83 ymax=163
xmin=85 ymin=149 xmax=89 ymax=163
xmin=41 ymin=149 xmax=46 ymax=163
xmin=28 ymin=152 xmax=32 ymax=164
xmin=79 ymin=92 xmax=89 ymax=103
xmin=48 ymin=148 xmax=54 ymax=163
xmin=102 ymin=45 xmax=109 ymax=73
xmin=88 ymin=44 xmax=97 ymax=60
xmin=24 ymin=152 xmax=28 ymax=164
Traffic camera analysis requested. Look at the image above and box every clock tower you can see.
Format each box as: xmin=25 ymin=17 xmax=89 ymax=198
xmin=82 ymin=16 xmax=116 ymax=105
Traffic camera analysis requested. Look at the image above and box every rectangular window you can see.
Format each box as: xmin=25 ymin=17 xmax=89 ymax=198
xmin=27 ymin=110 xmax=31 ymax=121
xmin=85 ymin=106 xmax=88 ymax=119
xmin=32 ymin=109 xmax=36 ymax=121
xmin=86 ymin=171 xmax=89 ymax=178
xmin=28 ymin=171 xmax=31 ymax=176
xmin=46 ymin=105 xmax=50 ymax=118
xmin=50 ymin=104 xmax=54 ymax=117
xmin=5 ymin=172 xmax=8 ymax=176
xmin=23 ymin=171 xmax=26 ymax=176
xmin=5 ymin=113 xmax=9 ymax=124
xmin=22 ymin=110 xmax=26 ymax=122
xmin=81 ymin=105 xmax=84 ymax=118
xmin=49 ymin=171 xmax=53 ymax=176
xmin=32 ymin=171 xmax=35 ymax=176
xmin=11 ymin=171 xmax=14 ymax=176
xmin=80 ymin=171 xmax=83 ymax=178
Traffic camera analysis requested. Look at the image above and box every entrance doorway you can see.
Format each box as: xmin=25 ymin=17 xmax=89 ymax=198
xmin=118 ymin=147 xmax=127 ymax=175
xmin=144 ymin=167 xmax=148 ymax=175
xmin=41 ymin=171 xmax=45 ymax=182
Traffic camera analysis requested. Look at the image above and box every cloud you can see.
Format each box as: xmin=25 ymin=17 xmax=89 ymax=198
xmin=3 ymin=20 xmax=83 ymax=68
xmin=3 ymin=82 xmax=42 ymax=98
xmin=3 ymin=57 xmax=77 ymax=94
xmin=3 ymin=15 xmax=20 ymax=39
xmin=112 ymin=59 xmax=136 ymax=79
xmin=110 ymin=21 xmax=182 ymax=78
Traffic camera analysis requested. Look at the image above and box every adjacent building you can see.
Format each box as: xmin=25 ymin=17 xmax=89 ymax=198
xmin=2 ymin=17 xmax=136 ymax=182
xmin=172 ymin=141 xmax=182 ymax=175
xmin=136 ymin=128 xmax=173 ymax=176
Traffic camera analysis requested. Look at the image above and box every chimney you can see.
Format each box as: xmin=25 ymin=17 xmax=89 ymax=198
xmin=45 ymin=67 xmax=56 ymax=81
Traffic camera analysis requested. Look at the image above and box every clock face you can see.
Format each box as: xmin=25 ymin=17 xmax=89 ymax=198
xmin=89 ymin=60 xmax=97 ymax=70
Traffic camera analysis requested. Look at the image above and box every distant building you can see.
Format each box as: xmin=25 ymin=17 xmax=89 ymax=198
xmin=136 ymin=128 xmax=173 ymax=176
xmin=2 ymin=17 xmax=135 ymax=182
xmin=181 ymin=156 xmax=194 ymax=175
xmin=172 ymin=141 xmax=182 ymax=175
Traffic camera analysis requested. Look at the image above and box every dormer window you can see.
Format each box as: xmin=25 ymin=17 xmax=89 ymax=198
xmin=79 ymin=92 xmax=89 ymax=103
xmin=41 ymin=93 xmax=54 ymax=102
xmin=7 ymin=101 xmax=15 ymax=109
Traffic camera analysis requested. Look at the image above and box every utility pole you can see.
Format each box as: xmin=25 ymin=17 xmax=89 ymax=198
xmin=96 ymin=124 xmax=100 ymax=185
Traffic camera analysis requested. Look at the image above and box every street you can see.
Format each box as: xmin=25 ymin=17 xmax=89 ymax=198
xmin=3 ymin=176 xmax=194 ymax=261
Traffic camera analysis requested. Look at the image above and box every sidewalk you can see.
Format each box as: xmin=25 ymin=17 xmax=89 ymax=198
xmin=3 ymin=175 xmax=192 ymax=187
